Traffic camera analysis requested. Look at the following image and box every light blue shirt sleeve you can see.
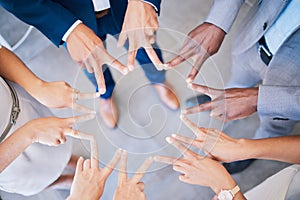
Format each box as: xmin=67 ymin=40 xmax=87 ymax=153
xmin=265 ymin=0 xmax=300 ymax=55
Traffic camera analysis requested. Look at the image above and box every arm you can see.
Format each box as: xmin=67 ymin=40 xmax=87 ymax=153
xmin=0 ymin=0 xmax=78 ymax=46
xmin=178 ymin=116 xmax=300 ymax=164
xmin=258 ymin=85 xmax=300 ymax=121
xmin=0 ymin=114 xmax=94 ymax=173
xmin=205 ymin=0 xmax=244 ymax=33
xmin=0 ymin=47 xmax=99 ymax=112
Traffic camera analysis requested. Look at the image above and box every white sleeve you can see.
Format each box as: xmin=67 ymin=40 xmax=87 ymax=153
xmin=62 ymin=20 xmax=83 ymax=42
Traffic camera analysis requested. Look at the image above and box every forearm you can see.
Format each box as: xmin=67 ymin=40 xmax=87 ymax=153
xmin=0 ymin=47 xmax=45 ymax=96
xmin=0 ymin=124 xmax=33 ymax=172
xmin=241 ymin=136 xmax=300 ymax=164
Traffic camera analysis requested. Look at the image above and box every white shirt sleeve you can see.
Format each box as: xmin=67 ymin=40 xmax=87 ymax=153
xmin=0 ymin=44 xmax=2 ymax=49
xmin=62 ymin=20 xmax=83 ymax=42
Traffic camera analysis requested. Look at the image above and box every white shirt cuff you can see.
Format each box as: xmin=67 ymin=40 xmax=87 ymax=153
xmin=142 ymin=1 xmax=158 ymax=12
xmin=62 ymin=20 xmax=82 ymax=42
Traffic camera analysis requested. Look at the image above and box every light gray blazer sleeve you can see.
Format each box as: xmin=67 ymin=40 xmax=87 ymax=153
xmin=258 ymin=85 xmax=300 ymax=120
xmin=205 ymin=0 xmax=244 ymax=33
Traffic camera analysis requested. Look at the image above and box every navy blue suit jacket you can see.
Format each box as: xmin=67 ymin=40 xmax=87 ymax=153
xmin=0 ymin=0 xmax=161 ymax=46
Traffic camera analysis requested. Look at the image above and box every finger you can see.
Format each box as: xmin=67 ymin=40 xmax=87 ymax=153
xmin=153 ymin=155 xmax=177 ymax=165
xmin=186 ymin=67 xmax=199 ymax=83
xmin=148 ymin=35 xmax=156 ymax=44
xmin=74 ymin=91 xmax=101 ymax=100
xmin=101 ymin=148 xmax=122 ymax=178
xmin=72 ymin=103 xmax=96 ymax=114
xmin=144 ymin=46 xmax=164 ymax=71
xmin=166 ymin=137 xmax=196 ymax=159
xmin=75 ymin=157 xmax=84 ymax=173
xmin=117 ymin=31 xmax=128 ymax=47
xmin=167 ymin=48 xmax=194 ymax=67
xmin=171 ymin=134 xmax=203 ymax=148
xmin=127 ymin=49 xmax=137 ymax=71
xmin=182 ymin=102 xmax=212 ymax=115
xmin=91 ymin=138 xmax=99 ymax=168
xmin=65 ymin=113 xmax=95 ymax=126
xmin=179 ymin=115 xmax=201 ymax=137
xmin=131 ymin=157 xmax=153 ymax=183
xmin=173 ymin=165 xmax=187 ymax=174
xmin=83 ymin=159 xmax=91 ymax=170
xmin=179 ymin=174 xmax=190 ymax=183
xmin=93 ymin=64 xmax=106 ymax=94
xmin=64 ymin=129 xmax=94 ymax=141
xmin=106 ymin=54 xmax=129 ymax=75
xmin=137 ymin=182 xmax=145 ymax=191
xmin=145 ymin=28 xmax=155 ymax=37
xmin=83 ymin=60 xmax=94 ymax=73
xmin=188 ymin=83 xmax=220 ymax=98
xmin=118 ymin=150 xmax=128 ymax=184
xmin=59 ymin=135 xmax=67 ymax=144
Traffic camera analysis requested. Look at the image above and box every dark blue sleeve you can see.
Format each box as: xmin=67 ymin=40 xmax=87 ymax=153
xmin=144 ymin=0 xmax=162 ymax=15
xmin=0 ymin=0 xmax=78 ymax=46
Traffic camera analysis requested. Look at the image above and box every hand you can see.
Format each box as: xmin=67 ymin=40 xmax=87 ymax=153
xmin=154 ymin=137 xmax=236 ymax=195
xmin=31 ymin=81 xmax=99 ymax=113
xmin=67 ymin=149 xmax=122 ymax=200
xmin=113 ymin=151 xmax=153 ymax=200
xmin=66 ymin=23 xmax=128 ymax=94
xmin=118 ymin=0 xmax=165 ymax=71
xmin=173 ymin=115 xmax=246 ymax=163
xmin=183 ymin=84 xmax=258 ymax=122
xmin=27 ymin=114 xmax=95 ymax=146
xmin=168 ymin=23 xmax=225 ymax=82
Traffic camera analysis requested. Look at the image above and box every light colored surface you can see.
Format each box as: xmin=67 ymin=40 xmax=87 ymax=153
xmin=0 ymin=0 xmax=298 ymax=199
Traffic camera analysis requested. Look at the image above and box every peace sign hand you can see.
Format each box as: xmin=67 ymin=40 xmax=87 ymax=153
xmin=183 ymin=83 xmax=258 ymax=122
xmin=154 ymin=137 xmax=237 ymax=195
xmin=114 ymin=151 xmax=153 ymax=200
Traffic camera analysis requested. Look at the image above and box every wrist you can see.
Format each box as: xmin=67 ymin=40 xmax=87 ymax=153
xmin=16 ymin=122 xmax=36 ymax=145
xmin=212 ymin=176 xmax=237 ymax=195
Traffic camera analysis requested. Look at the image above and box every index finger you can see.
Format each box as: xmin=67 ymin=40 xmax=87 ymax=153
xmin=180 ymin=115 xmax=202 ymax=137
xmin=182 ymin=102 xmax=212 ymax=115
xmin=153 ymin=155 xmax=177 ymax=165
xmin=91 ymin=138 xmax=99 ymax=168
xmin=101 ymin=148 xmax=122 ymax=178
xmin=118 ymin=150 xmax=128 ymax=184
xmin=74 ymin=91 xmax=101 ymax=100
xmin=65 ymin=113 xmax=95 ymax=126
xmin=144 ymin=45 xmax=164 ymax=71
xmin=131 ymin=156 xmax=153 ymax=183
xmin=166 ymin=137 xmax=196 ymax=159
xmin=188 ymin=83 xmax=220 ymax=98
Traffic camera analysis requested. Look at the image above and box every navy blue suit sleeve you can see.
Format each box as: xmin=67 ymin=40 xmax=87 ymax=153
xmin=144 ymin=0 xmax=161 ymax=15
xmin=0 ymin=0 xmax=78 ymax=46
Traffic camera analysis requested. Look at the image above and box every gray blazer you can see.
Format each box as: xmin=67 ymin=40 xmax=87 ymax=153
xmin=205 ymin=0 xmax=300 ymax=121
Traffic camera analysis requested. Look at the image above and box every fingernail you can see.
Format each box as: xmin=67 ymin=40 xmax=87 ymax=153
xmin=179 ymin=114 xmax=185 ymax=120
xmin=171 ymin=133 xmax=177 ymax=138
xmin=186 ymin=78 xmax=193 ymax=84
xmin=181 ymin=109 xmax=187 ymax=114
xmin=153 ymin=156 xmax=158 ymax=162
xmin=95 ymin=92 xmax=101 ymax=97
xmin=148 ymin=156 xmax=153 ymax=162
xmin=166 ymin=137 xmax=172 ymax=143
xmin=128 ymin=65 xmax=134 ymax=71
xmin=98 ymin=88 xmax=106 ymax=94
xmin=123 ymin=68 xmax=129 ymax=74
xmin=187 ymin=83 xmax=193 ymax=89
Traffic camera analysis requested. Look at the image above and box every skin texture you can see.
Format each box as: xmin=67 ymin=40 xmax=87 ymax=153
xmin=183 ymin=83 xmax=258 ymax=122
xmin=0 ymin=46 xmax=99 ymax=113
xmin=67 ymin=149 xmax=122 ymax=200
xmin=66 ymin=23 xmax=128 ymax=94
xmin=113 ymin=151 xmax=153 ymax=200
xmin=0 ymin=114 xmax=95 ymax=173
xmin=118 ymin=0 xmax=164 ymax=71
xmin=167 ymin=23 xmax=226 ymax=82
xmin=154 ymin=137 xmax=245 ymax=199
